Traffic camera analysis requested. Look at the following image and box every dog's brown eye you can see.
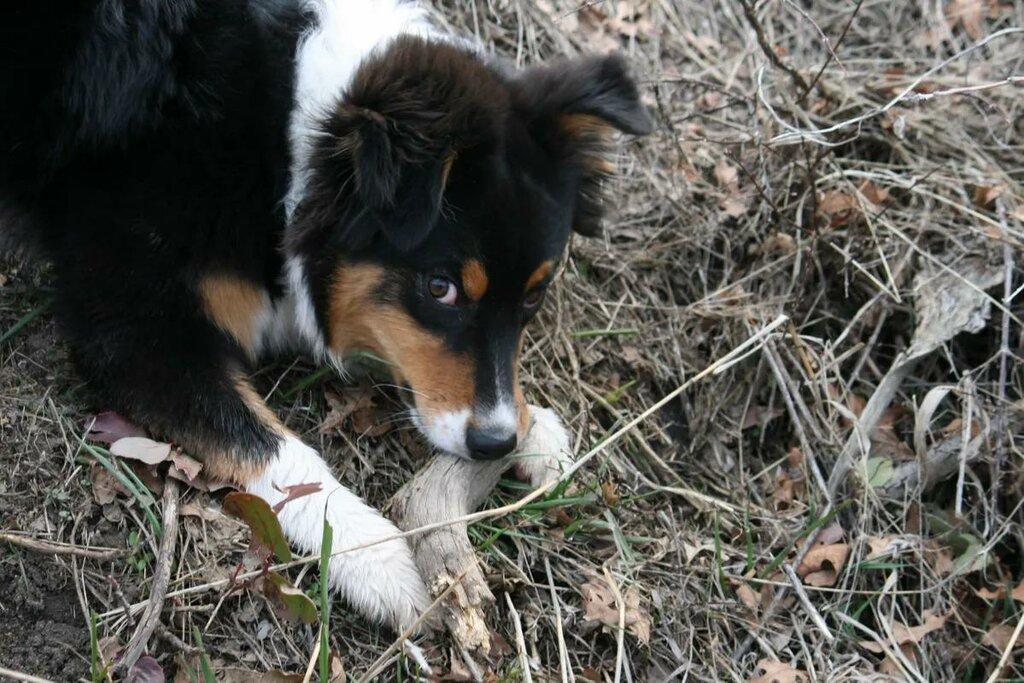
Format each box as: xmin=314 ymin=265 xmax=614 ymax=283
xmin=428 ymin=276 xmax=458 ymax=306
xmin=524 ymin=288 xmax=545 ymax=308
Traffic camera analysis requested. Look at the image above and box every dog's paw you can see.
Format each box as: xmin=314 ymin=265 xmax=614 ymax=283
xmin=513 ymin=405 xmax=573 ymax=488
xmin=249 ymin=437 xmax=434 ymax=634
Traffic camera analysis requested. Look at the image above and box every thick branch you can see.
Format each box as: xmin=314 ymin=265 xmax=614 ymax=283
xmin=389 ymin=455 xmax=508 ymax=655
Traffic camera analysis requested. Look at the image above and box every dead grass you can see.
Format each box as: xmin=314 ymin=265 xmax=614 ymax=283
xmin=2 ymin=0 xmax=1023 ymax=680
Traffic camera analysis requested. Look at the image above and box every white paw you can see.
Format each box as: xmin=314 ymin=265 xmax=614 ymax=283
xmin=513 ymin=406 xmax=573 ymax=488
xmin=248 ymin=436 xmax=432 ymax=633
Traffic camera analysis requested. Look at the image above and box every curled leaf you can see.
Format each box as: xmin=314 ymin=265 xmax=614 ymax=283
xmin=263 ymin=572 xmax=318 ymax=624
xmin=110 ymin=437 xmax=172 ymax=465
xmin=223 ymin=492 xmax=292 ymax=564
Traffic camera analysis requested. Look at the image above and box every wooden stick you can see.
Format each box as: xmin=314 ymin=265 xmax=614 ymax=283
xmin=0 ymin=532 xmax=125 ymax=561
xmin=115 ymin=477 xmax=180 ymax=675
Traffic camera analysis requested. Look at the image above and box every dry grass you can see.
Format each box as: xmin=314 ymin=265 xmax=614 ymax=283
xmin=2 ymin=0 xmax=1023 ymax=681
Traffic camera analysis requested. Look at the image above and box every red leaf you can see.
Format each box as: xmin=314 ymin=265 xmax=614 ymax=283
xmin=271 ymin=482 xmax=323 ymax=513
xmin=85 ymin=412 xmax=146 ymax=444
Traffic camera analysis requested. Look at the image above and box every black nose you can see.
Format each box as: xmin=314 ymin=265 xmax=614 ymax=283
xmin=466 ymin=426 xmax=517 ymax=460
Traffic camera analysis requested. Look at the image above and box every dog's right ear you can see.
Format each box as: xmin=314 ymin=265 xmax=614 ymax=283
xmin=514 ymin=54 xmax=654 ymax=237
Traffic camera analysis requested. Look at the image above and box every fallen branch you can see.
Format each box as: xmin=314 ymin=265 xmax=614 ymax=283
xmin=115 ymin=477 xmax=180 ymax=675
xmin=0 ymin=532 xmax=126 ymax=561
xmin=389 ymin=455 xmax=507 ymax=655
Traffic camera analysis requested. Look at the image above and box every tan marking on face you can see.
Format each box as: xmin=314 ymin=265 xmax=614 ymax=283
xmin=461 ymin=259 xmax=489 ymax=302
xmin=327 ymin=263 xmax=476 ymax=415
xmin=525 ymin=260 xmax=554 ymax=294
xmin=198 ymin=274 xmax=268 ymax=356
xmin=561 ymin=113 xmax=615 ymax=138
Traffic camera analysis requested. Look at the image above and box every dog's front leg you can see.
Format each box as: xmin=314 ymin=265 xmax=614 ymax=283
xmin=512 ymin=405 xmax=574 ymax=488
xmin=248 ymin=435 xmax=432 ymax=632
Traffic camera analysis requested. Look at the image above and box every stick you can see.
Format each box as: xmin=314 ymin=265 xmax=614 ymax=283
xmin=782 ymin=564 xmax=834 ymax=643
xmin=389 ymin=456 xmax=508 ymax=654
xmin=505 ymin=592 xmax=533 ymax=683
xmin=0 ymin=532 xmax=125 ymax=561
xmin=115 ymin=478 xmax=180 ymax=675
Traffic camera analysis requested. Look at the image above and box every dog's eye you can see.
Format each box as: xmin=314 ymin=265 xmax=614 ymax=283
xmin=523 ymin=288 xmax=545 ymax=308
xmin=427 ymin=276 xmax=458 ymax=306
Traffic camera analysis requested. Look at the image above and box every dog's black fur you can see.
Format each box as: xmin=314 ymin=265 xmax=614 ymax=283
xmin=1 ymin=0 xmax=652 ymax=478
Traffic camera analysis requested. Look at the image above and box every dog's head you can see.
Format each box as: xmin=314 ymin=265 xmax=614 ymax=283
xmin=290 ymin=37 xmax=652 ymax=459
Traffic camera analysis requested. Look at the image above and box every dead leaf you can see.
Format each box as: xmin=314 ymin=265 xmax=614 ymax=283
xmin=817 ymin=190 xmax=859 ymax=228
xmin=907 ymin=260 xmax=1003 ymax=360
xmin=90 ymin=464 xmax=120 ymax=505
xmin=740 ymin=405 xmax=784 ymax=430
xmin=319 ymin=390 xmax=371 ymax=434
xmin=581 ymin=579 xmax=652 ymax=645
xmin=262 ymin=572 xmax=318 ymax=625
xmin=328 ymin=651 xmax=345 ymax=682
xmin=972 ymin=183 xmax=1005 ymax=208
xmin=797 ymin=543 xmax=850 ymax=583
xmin=859 ymin=610 xmax=947 ymax=653
xmin=168 ymin=451 xmax=203 ymax=485
xmin=858 ymin=180 xmax=890 ymax=206
xmin=983 ymin=623 xmax=1024 ymax=651
xmin=747 ymin=659 xmax=808 ymax=683
xmin=271 ymin=482 xmax=323 ymax=513
xmin=126 ymin=655 xmax=164 ymax=683
xmin=110 ymin=437 xmax=172 ymax=465
xmin=735 ymin=582 xmax=761 ymax=613
xmin=878 ymin=643 xmax=917 ymax=678
xmin=714 ymin=161 xmax=738 ymax=188
xmin=865 ymin=535 xmax=900 ymax=560
xmin=85 ymin=412 xmax=146 ymax=444
xmin=601 ymin=480 xmax=620 ymax=507
xmin=976 ymin=579 xmax=1024 ymax=603
xmin=946 ymin=0 xmax=985 ymax=38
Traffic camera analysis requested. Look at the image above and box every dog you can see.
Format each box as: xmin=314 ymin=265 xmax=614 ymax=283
xmin=1 ymin=0 xmax=653 ymax=630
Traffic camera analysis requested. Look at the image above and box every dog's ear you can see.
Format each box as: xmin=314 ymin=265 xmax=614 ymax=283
xmin=515 ymin=54 xmax=654 ymax=236
xmin=313 ymin=105 xmax=452 ymax=252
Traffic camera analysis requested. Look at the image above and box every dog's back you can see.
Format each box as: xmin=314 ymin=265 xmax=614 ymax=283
xmin=0 ymin=0 xmax=303 ymax=260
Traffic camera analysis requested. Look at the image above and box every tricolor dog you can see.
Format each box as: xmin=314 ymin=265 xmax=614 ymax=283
xmin=1 ymin=0 xmax=652 ymax=629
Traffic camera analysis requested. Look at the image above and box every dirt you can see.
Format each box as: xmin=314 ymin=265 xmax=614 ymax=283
xmin=0 ymin=559 xmax=90 ymax=680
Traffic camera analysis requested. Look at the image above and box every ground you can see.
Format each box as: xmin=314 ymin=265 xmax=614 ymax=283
xmin=2 ymin=0 xmax=1024 ymax=681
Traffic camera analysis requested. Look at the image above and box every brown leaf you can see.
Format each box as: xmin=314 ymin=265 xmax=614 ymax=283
xmin=858 ymin=180 xmax=890 ymax=206
xmin=946 ymin=0 xmax=985 ymax=38
xmin=110 ymin=437 xmax=172 ymax=465
xmin=976 ymin=579 xmax=1024 ymax=603
xmin=797 ymin=543 xmax=850 ymax=580
xmin=262 ymin=572 xmax=318 ymax=625
xmin=714 ymin=161 xmax=739 ymax=188
xmin=865 ymin=535 xmax=900 ymax=560
xmin=859 ymin=610 xmax=947 ymax=653
xmin=90 ymin=464 xmax=120 ymax=505
xmin=971 ymin=183 xmax=1005 ymax=208
xmin=817 ymin=190 xmax=859 ymax=228
xmin=581 ymin=579 xmax=651 ymax=645
xmin=85 ymin=412 xmax=146 ymax=444
xmin=319 ymin=390 xmax=371 ymax=435
xmin=803 ymin=570 xmax=838 ymax=587
xmin=600 ymin=480 xmax=620 ymax=507
xmin=168 ymin=451 xmax=203 ymax=485
xmin=735 ymin=581 xmax=761 ymax=614
xmin=271 ymin=482 xmax=323 ymax=514
xmin=983 ymin=623 xmax=1024 ymax=651
xmin=747 ymin=659 xmax=808 ymax=683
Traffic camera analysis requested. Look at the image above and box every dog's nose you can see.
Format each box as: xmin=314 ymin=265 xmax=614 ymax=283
xmin=466 ymin=426 xmax=517 ymax=460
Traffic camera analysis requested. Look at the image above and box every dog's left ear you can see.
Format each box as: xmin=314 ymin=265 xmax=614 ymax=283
xmin=515 ymin=54 xmax=654 ymax=236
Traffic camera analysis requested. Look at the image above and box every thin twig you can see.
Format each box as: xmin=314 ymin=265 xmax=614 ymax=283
xmin=739 ymin=0 xmax=810 ymax=92
xmin=115 ymin=478 xmax=180 ymax=675
xmin=0 ymin=532 xmax=125 ymax=560
xmin=782 ymin=564 xmax=834 ymax=643
xmin=505 ymin=592 xmax=534 ymax=683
